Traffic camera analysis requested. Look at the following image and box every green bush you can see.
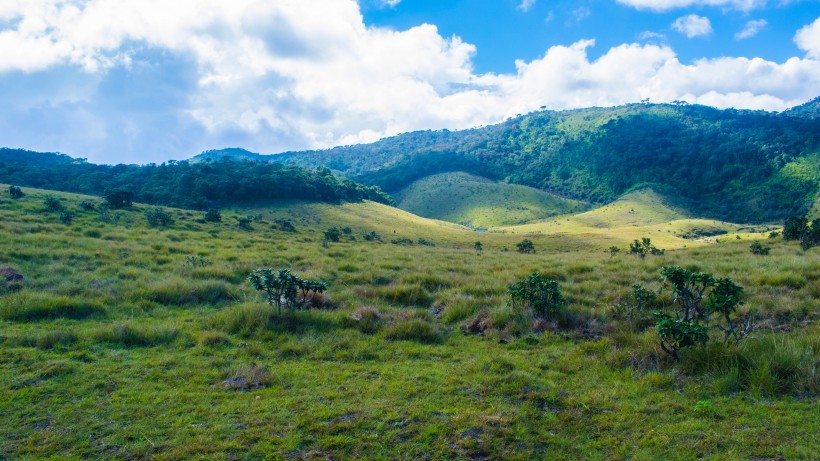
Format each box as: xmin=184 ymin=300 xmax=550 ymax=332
xmin=145 ymin=207 xmax=174 ymax=226
xmin=749 ymin=241 xmax=770 ymax=255
xmin=204 ymin=209 xmax=222 ymax=222
xmin=8 ymin=185 xmax=24 ymax=199
xmin=248 ymin=267 xmax=328 ymax=313
xmin=43 ymin=195 xmax=63 ymax=212
xmin=516 ymin=239 xmax=535 ymax=254
xmin=508 ymin=272 xmax=566 ymax=321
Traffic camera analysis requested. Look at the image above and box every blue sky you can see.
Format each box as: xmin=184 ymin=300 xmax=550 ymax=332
xmin=0 ymin=0 xmax=818 ymax=164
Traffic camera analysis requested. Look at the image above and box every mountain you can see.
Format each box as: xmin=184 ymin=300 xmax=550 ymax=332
xmin=0 ymin=149 xmax=393 ymax=209
xmin=782 ymin=97 xmax=820 ymax=119
xmin=189 ymin=148 xmax=266 ymax=164
xmin=230 ymin=100 xmax=819 ymax=223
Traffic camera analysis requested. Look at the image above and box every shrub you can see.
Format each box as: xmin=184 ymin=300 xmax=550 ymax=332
xmin=655 ymin=266 xmax=750 ymax=359
xmin=629 ymin=237 xmax=663 ymax=258
xmin=363 ymin=231 xmax=381 ymax=241
xmin=59 ymin=211 xmax=74 ymax=225
xmin=0 ymin=266 xmax=24 ymax=293
xmin=204 ymin=208 xmax=222 ymax=222
xmin=509 ymin=272 xmax=566 ymax=321
xmin=516 ymin=239 xmax=535 ymax=254
xmin=8 ymin=185 xmax=24 ymax=199
xmin=323 ymin=227 xmax=341 ymax=242
xmin=79 ymin=200 xmax=96 ymax=210
xmin=749 ymin=241 xmax=770 ymax=255
xmin=390 ymin=237 xmax=413 ymax=245
xmin=608 ymin=246 xmax=620 ymax=257
xmin=145 ymin=208 xmax=174 ymax=226
xmin=612 ymin=284 xmax=657 ymax=327
xmin=417 ymin=238 xmax=435 ymax=247
xmin=248 ymin=267 xmax=328 ymax=314
xmin=236 ymin=216 xmax=253 ymax=231
xmin=474 ymin=241 xmax=483 ymax=255
xmin=43 ymin=195 xmax=63 ymax=212
xmin=274 ymin=218 xmax=296 ymax=232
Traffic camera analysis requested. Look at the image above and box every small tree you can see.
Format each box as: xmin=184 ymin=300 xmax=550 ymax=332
xmin=654 ymin=314 xmax=708 ymax=359
xmin=800 ymin=218 xmax=820 ymax=250
xmin=8 ymin=185 xmax=24 ymax=199
xmin=204 ymin=209 xmax=222 ymax=222
xmin=248 ymin=267 xmax=327 ymax=314
xmin=629 ymin=237 xmax=663 ymax=258
xmin=474 ymin=241 xmax=483 ymax=255
xmin=516 ymin=239 xmax=535 ymax=254
xmin=509 ymin=272 xmax=566 ymax=321
xmin=613 ymin=284 xmax=656 ymax=324
xmin=783 ymin=215 xmax=807 ymax=241
xmin=609 ymin=246 xmax=621 ymax=257
xmin=659 ymin=265 xmax=714 ymax=322
xmin=707 ymin=277 xmax=750 ymax=344
xmin=362 ymin=231 xmax=381 ymax=241
xmin=104 ymin=189 xmax=133 ymax=209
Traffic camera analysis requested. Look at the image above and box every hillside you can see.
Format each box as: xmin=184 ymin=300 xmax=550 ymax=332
xmin=0 ymin=149 xmax=393 ymax=209
xmin=198 ymin=100 xmax=820 ymax=223
xmin=394 ymin=172 xmax=587 ymax=228
xmin=1 ymin=185 xmax=817 ymax=459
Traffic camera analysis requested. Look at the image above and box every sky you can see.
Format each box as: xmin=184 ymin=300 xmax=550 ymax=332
xmin=0 ymin=0 xmax=818 ymax=165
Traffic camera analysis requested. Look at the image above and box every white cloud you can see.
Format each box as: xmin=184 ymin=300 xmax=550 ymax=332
xmin=736 ymin=19 xmax=768 ymax=40
xmin=0 ymin=0 xmax=817 ymax=164
xmin=379 ymin=0 xmax=402 ymax=7
xmin=518 ymin=0 xmax=536 ymax=12
xmin=672 ymin=14 xmax=713 ymax=38
xmin=616 ymin=0 xmax=766 ymax=12
xmin=570 ymin=6 xmax=592 ymax=24
xmin=795 ymin=17 xmax=820 ymax=58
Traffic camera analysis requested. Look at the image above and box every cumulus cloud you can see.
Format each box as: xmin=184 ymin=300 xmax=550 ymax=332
xmin=795 ymin=17 xmax=820 ymax=58
xmin=378 ymin=0 xmax=402 ymax=7
xmin=0 ymin=0 xmax=818 ymax=164
xmin=736 ymin=19 xmax=768 ymax=40
xmin=518 ymin=0 xmax=537 ymax=12
xmin=672 ymin=14 xmax=713 ymax=38
xmin=616 ymin=0 xmax=766 ymax=12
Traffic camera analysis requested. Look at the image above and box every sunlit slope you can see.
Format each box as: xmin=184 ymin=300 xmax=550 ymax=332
xmin=496 ymin=189 xmax=776 ymax=248
xmin=393 ymin=172 xmax=587 ymax=228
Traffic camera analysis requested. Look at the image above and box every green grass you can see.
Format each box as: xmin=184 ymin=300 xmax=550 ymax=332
xmin=0 ymin=185 xmax=817 ymax=459
xmin=395 ymin=171 xmax=587 ymax=228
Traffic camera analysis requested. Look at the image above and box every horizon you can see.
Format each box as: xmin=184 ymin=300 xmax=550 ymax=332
xmin=1 ymin=0 xmax=819 ymax=165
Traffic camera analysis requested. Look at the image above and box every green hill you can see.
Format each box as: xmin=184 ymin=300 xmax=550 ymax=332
xmin=271 ymin=101 xmax=820 ymax=223
xmin=394 ymin=172 xmax=586 ymax=228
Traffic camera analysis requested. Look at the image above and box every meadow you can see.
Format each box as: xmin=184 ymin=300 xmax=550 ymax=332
xmin=0 ymin=185 xmax=818 ymax=460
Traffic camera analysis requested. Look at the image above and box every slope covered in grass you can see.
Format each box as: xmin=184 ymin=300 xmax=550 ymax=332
xmin=393 ymin=172 xmax=586 ymax=228
xmin=0 ymin=185 xmax=817 ymax=459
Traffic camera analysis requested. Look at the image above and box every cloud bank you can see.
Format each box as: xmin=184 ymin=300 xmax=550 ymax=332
xmin=0 ymin=0 xmax=818 ymax=163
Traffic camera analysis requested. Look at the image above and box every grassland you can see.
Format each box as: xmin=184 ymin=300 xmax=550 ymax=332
xmin=394 ymin=172 xmax=586 ymax=229
xmin=1 ymin=185 xmax=818 ymax=459
xmin=496 ymin=189 xmax=779 ymax=249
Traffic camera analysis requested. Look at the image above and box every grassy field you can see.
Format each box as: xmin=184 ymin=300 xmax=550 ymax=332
xmin=394 ymin=172 xmax=586 ymax=229
xmin=496 ymin=189 xmax=779 ymax=249
xmin=1 ymin=185 xmax=818 ymax=459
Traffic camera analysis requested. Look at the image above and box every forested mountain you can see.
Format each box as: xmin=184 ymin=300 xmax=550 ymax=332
xmin=201 ymin=101 xmax=820 ymax=223
xmin=0 ymin=149 xmax=393 ymax=209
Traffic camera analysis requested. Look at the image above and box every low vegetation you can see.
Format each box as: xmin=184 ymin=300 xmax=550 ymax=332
xmin=0 ymin=185 xmax=817 ymax=459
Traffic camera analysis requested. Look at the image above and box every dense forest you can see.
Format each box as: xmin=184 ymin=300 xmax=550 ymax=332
xmin=252 ymin=100 xmax=820 ymax=222
xmin=0 ymin=149 xmax=394 ymax=209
